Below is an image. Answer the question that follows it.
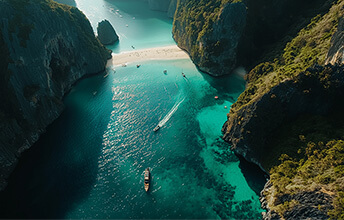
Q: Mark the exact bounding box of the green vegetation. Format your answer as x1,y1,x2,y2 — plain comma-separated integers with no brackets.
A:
224,0,344,218
173,0,237,67
231,0,344,114
270,136,344,219
5,0,109,59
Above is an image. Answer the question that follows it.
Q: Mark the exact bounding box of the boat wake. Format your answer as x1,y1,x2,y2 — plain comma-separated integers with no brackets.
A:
156,97,185,129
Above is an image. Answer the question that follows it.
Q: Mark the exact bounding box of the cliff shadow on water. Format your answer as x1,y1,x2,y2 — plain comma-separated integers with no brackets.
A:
0,74,112,219
198,67,247,103
237,0,335,68
237,154,267,195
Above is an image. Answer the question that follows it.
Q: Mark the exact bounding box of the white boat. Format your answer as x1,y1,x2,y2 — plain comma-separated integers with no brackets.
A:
153,125,160,132
144,168,150,192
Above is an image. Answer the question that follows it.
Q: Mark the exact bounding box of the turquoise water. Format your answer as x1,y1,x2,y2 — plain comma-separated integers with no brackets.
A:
75,0,175,52
0,0,266,219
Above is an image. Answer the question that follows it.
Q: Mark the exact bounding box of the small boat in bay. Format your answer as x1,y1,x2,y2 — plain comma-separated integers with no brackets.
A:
144,168,150,192
153,125,160,132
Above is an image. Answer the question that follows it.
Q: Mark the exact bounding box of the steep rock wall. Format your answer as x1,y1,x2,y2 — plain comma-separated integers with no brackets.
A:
173,0,334,76
221,0,344,218
222,65,344,171
326,18,344,65
173,0,247,76
0,0,110,191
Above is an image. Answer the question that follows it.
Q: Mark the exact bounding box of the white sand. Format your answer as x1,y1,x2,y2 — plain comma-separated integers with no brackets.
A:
108,45,190,66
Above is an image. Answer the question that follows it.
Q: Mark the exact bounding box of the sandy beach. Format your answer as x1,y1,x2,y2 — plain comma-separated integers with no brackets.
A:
108,45,190,66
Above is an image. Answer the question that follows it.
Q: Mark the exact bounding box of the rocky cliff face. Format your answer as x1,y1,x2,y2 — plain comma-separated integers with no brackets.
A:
222,65,344,220
326,18,344,65
173,0,247,76
173,0,334,76
97,19,119,45
0,0,110,191
222,65,344,171
221,0,344,218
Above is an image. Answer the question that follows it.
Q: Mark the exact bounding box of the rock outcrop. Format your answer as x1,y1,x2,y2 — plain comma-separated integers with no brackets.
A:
0,0,110,191
260,181,334,220
326,18,344,65
97,20,119,45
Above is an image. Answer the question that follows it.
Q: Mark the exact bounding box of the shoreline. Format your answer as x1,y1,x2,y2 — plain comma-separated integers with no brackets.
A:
108,45,190,66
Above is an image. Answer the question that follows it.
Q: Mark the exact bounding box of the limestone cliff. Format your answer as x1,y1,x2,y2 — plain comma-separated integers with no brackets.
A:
173,0,247,76
326,18,344,65
0,0,110,191
221,0,344,218
173,0,334,76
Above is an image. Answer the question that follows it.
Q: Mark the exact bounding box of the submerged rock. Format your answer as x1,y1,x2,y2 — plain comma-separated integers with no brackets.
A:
97,20,119,45
0,0,110,191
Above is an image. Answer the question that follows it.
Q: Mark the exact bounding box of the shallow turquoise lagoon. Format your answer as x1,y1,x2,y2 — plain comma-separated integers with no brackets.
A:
0,0,266,219
75,0,175,52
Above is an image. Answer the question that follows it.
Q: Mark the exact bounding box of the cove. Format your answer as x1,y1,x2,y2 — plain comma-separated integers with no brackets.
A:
0,0,266,219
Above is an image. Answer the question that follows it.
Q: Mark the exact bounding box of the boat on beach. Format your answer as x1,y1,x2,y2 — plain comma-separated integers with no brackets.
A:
144,168,150,192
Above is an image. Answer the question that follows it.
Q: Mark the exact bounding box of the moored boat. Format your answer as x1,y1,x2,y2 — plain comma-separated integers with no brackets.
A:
144,168,150,192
